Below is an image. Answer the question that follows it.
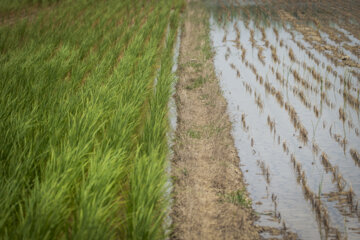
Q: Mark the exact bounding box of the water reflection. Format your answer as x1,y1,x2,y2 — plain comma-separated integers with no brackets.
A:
207,0,360,239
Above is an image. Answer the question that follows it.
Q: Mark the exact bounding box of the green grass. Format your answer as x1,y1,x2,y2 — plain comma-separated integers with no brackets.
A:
220,189,252,208
186,76,207,90
0,0,184,239
187,129,201,139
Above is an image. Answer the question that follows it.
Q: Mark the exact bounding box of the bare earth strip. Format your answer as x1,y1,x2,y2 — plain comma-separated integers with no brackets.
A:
170,1,260,239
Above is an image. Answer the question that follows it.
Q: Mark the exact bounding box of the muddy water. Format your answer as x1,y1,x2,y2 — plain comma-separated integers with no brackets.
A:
166,27,181,235
207,0,360,239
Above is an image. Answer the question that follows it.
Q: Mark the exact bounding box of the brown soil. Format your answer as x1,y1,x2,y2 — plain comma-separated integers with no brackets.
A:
0,4,52,26
170,1,260,239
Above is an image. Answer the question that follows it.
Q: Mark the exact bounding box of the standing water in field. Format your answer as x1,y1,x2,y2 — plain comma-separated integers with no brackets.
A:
207,0,360,239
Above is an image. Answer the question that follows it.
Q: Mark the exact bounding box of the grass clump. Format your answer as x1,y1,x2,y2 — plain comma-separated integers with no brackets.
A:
187,129,201,139
186,76,207,90
221,189,252,208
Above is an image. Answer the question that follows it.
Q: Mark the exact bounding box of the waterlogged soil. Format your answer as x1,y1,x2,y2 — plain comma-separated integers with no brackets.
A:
171,0,262,239
206,0,360,239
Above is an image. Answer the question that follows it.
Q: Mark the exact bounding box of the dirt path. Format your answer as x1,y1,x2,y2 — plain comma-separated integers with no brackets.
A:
170,1,260,239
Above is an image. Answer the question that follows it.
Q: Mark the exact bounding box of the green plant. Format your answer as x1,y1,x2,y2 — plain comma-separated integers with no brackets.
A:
186,76,207,90
318,173,324,197
182,168,189,176
223,189,252,208
187,129,201,139
0,0,184,238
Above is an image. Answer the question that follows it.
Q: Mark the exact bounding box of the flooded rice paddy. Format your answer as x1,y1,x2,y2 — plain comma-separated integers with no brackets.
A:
207,0,360,239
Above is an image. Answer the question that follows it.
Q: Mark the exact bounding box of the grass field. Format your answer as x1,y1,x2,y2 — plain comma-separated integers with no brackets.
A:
0,0,184,239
